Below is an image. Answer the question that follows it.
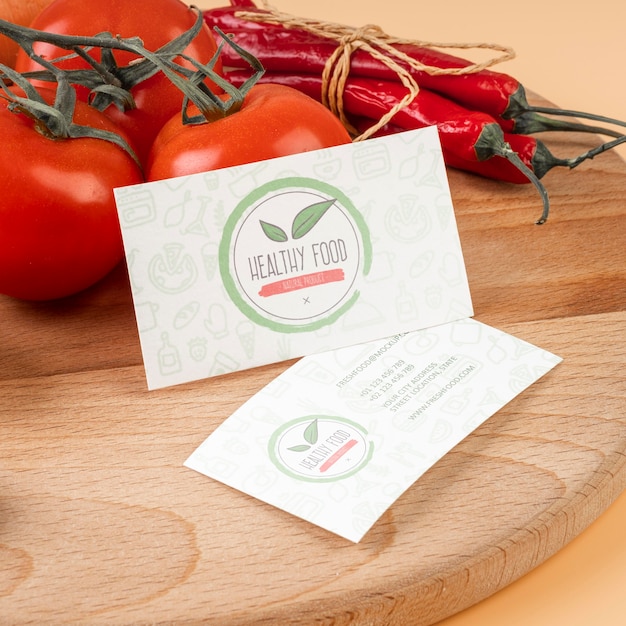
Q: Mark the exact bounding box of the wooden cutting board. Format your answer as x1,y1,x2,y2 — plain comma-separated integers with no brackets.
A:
1,102,625,624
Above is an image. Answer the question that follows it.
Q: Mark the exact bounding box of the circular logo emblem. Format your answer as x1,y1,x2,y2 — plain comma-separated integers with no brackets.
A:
220,178,371,332
268,415,373,482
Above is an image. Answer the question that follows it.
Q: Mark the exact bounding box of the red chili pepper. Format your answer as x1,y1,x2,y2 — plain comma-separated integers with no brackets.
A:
204,3,626,138
348,114,573,182
226,68,626,223
225,69,556,221
227,71,566,179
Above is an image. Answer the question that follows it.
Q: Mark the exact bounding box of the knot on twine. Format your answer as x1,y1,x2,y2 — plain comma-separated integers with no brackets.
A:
236,1,516,141
321,23,422,138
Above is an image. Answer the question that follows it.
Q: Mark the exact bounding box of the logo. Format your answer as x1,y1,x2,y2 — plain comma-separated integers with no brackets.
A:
268,415,373,482
220,178,371,332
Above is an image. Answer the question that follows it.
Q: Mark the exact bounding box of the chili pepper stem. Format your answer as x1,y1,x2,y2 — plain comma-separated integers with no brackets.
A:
505,149,550,225
474,122,550,224
514,111,624,139
525,104,626,131
496,136,626,224
499,84,626,133
497,151,551,224
565,135,626,169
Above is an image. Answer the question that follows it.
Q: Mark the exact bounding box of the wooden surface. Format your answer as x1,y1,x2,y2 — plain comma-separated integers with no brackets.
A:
2,113,626,624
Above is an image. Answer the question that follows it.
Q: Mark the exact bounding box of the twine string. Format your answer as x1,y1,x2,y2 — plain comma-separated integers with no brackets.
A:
236,1,516,140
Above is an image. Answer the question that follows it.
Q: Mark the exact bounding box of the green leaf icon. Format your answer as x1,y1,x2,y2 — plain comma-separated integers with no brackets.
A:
260,220,288,242
288,444,311,452
291,199,336,239
303,419,319,445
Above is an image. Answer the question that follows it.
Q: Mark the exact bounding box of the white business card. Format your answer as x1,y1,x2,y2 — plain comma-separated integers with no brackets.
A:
114,126,473,389
185,319,561,542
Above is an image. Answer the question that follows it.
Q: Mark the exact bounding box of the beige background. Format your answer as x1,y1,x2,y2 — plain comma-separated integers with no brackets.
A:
197,1,626,624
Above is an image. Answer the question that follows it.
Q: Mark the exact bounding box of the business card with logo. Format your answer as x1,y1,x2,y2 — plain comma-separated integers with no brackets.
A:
185,319,562,542
114,126,473,389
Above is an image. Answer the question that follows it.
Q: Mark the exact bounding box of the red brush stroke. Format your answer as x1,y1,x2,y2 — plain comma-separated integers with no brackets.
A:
258,269,345,297
319,439,358,473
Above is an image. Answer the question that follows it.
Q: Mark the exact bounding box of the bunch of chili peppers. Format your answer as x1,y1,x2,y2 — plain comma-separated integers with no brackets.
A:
204,0,626,224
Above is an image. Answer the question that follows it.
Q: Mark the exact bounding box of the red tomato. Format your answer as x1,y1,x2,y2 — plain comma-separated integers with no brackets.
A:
0,0,53,67
0,89,144,301
15,0,221,165
147,84,352,180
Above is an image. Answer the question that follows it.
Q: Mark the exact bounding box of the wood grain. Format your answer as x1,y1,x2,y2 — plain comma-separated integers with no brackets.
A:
1,111,625,624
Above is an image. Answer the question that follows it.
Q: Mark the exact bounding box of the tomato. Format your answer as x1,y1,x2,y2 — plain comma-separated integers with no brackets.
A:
0,88,143,301
14,0,221,165
147,83,353,180
0,0,53,67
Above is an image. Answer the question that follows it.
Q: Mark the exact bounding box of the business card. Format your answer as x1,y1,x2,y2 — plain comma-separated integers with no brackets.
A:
114,126,473,389
185,319,561,542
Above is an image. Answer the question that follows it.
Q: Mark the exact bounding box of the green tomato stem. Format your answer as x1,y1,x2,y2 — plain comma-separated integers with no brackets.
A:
0,63,141,167
0,9,251,159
